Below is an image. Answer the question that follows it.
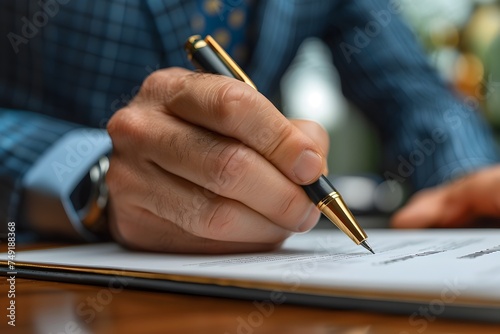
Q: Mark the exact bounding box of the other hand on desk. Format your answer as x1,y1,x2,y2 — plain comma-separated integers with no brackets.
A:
105,68,329,253
391,166,500,228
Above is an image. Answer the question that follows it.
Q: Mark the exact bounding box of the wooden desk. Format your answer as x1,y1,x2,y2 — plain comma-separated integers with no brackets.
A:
1,244,499,334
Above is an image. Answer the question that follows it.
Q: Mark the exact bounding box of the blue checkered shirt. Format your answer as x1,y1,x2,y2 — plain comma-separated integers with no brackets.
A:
1,0,498,227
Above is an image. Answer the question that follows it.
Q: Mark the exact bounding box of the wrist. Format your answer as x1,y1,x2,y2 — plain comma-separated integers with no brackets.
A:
22,128,112,241
77,155,111,239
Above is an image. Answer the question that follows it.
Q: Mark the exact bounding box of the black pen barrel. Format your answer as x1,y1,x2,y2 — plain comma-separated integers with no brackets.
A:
190,45,237,79
302,175,337,204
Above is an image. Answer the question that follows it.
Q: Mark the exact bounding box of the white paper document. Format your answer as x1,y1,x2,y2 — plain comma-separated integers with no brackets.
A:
4,229,500,308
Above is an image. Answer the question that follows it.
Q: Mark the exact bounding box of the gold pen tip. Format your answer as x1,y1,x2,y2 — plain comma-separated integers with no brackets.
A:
360,241,375,254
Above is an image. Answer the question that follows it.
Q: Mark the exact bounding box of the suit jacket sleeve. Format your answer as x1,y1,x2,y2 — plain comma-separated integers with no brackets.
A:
0,109,79,230
326,0,498,190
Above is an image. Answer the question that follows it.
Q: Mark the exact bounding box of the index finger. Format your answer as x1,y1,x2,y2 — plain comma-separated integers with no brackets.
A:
144,68,325,185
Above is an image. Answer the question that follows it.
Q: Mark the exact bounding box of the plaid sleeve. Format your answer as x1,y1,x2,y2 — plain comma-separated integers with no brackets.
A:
327,0,499,190
0,109,79,229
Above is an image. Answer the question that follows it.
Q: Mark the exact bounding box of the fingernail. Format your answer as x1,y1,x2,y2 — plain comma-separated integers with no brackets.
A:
293,149,323,183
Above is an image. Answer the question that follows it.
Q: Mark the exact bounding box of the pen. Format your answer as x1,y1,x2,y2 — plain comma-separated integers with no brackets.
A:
185,35,374,254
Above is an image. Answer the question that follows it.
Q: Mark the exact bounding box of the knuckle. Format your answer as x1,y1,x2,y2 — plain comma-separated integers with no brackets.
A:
166,72,189,100
140,67,188,103
213,82,253,131
156,127,191,165
140,70,167,99
107,107,149,150
148,180,193,229
276,186,302,219
274,122,294,148
219,81,247,105
252,118,277,148
260,123,293,159
106,108,125,139
205,143,252,194
201,201,238,240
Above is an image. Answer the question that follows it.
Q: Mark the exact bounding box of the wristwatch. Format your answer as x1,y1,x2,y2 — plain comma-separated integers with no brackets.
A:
22,129,112,241
74,155,110,237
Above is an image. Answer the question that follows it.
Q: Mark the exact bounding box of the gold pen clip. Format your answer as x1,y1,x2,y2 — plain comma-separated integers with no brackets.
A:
185,35,257,90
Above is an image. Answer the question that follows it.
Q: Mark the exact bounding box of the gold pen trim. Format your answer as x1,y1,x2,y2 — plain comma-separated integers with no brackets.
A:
317,192,367,245
185,35,205,61
185,35,256,90
204,35,257,90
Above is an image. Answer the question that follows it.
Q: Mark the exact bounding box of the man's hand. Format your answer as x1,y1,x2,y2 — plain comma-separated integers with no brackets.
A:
391,166,500,228
106,68,329,253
